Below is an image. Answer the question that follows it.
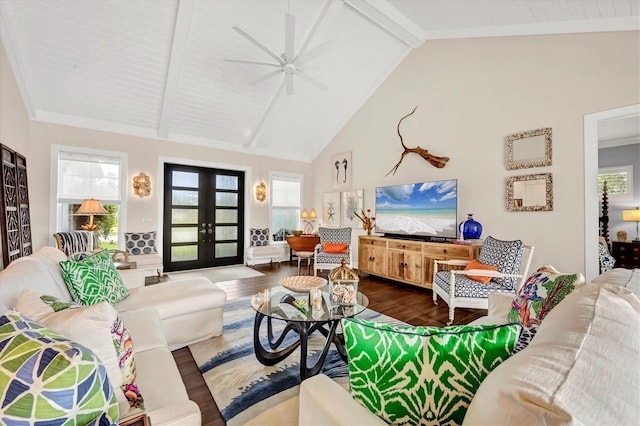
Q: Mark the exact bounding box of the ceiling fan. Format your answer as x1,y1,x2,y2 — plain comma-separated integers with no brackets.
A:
225,1,332,96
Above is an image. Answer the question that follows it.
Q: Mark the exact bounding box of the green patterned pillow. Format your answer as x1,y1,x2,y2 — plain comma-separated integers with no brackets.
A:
60,249,128,306
508,265,585,327
342,318,521,425
0,309,119,425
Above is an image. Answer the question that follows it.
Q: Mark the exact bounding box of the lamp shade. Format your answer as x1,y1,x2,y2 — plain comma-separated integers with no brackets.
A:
301,208,308,219
622,207,640,222
310,208,317,220
75,198,107,215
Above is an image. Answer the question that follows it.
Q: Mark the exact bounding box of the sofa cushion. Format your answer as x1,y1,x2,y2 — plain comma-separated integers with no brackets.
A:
60,249,129,306
507,265,584,327
465,283,640,425
249,228,270,247
342,318,521,425
125,231,158,255
15,291,144,411
0,309,119,425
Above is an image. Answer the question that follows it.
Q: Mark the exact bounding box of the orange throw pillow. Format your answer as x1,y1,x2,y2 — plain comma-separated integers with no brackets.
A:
464,259,498,284
323,242,348,254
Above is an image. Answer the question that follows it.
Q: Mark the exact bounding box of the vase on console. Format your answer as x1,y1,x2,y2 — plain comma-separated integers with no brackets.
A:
459,214,482,240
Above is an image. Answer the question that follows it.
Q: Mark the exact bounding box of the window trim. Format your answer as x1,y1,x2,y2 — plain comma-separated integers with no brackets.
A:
50,145,128,247
598,165,633,201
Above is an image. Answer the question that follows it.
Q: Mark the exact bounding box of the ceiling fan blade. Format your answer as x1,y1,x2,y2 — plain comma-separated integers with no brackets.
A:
297,0,332,58
285,13,295,61
232,26,285,66
249,69,283,86
224,59,281,68
297,72,328,92
286,72,294,95
297,37,337,63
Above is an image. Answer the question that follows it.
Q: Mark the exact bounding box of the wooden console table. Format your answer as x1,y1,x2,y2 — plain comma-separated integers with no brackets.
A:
285,235,320,264
358,235,480,289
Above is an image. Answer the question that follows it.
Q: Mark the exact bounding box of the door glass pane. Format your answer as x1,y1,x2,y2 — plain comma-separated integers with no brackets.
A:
171,227,197,243
172,245,197,262
215,242,237,258
215,209,237,223
216,175,238,190
215,226,237,241
216,192,238,207
172,209,198,224
173,171,199,188
172,190,198,206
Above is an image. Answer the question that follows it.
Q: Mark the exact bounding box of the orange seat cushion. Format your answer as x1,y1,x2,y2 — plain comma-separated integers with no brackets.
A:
323,242,349,254
464,259,498,283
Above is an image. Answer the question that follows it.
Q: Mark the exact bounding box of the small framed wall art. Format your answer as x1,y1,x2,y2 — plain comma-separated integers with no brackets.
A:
322,192,341,227
341,189,364,228
331,151,352,189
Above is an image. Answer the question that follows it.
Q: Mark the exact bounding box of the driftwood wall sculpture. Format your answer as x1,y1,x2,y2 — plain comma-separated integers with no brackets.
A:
386,106,449,176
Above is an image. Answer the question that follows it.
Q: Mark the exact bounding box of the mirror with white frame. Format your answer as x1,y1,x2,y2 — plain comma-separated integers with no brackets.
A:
505,127,552,170
507,173,553,212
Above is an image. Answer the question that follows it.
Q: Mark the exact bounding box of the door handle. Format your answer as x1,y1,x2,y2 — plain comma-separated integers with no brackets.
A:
207,223,213,234
200,223,207,234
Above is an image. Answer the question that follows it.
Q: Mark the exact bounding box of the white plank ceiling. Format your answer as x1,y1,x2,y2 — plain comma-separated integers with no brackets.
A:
1,0,638,162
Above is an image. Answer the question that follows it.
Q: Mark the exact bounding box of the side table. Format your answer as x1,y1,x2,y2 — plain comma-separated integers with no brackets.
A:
611,241,640,268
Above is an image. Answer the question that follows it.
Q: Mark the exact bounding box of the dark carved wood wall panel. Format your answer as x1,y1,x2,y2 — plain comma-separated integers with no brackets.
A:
1,144,32,268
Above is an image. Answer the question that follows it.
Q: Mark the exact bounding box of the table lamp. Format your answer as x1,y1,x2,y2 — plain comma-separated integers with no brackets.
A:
622,207,640,242
75,198,108,250
301,208,317,235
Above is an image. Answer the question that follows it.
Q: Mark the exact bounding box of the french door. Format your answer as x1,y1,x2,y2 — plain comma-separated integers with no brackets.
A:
163,163,245,272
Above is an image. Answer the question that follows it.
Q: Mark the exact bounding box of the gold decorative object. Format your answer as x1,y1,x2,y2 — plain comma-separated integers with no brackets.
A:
386,106,449,176
133,172,151,197
616,230,628,242
255,181,266,202
328,259,359,305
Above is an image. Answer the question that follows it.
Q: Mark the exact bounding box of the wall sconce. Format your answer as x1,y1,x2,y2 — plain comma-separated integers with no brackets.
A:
301,208,317,234
133,172,151,197
255,181,267,202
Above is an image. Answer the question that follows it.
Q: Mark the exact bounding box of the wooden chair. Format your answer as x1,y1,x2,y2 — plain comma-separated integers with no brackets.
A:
432,236,534,325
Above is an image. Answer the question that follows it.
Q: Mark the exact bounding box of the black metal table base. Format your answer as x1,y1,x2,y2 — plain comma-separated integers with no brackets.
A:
253,312,347,380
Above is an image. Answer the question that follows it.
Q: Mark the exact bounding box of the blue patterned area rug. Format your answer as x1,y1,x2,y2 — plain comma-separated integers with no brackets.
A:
188,289,402,425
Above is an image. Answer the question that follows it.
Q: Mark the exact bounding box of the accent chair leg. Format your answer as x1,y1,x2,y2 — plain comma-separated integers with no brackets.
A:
447,305,455,326
433,290,438,305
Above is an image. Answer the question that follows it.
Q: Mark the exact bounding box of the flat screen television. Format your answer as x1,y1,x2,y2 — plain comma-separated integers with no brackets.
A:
375,179,458,240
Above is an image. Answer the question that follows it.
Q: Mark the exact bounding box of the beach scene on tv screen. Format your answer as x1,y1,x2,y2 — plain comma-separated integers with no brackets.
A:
375,179,457,238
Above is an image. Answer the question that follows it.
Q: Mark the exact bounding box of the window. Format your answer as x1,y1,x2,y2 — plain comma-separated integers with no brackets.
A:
270,173,302,235
51,146,127,249
599,165,633,201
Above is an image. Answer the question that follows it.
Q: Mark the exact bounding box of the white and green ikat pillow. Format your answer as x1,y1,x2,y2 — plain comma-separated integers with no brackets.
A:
60,249,128,306
0,309,119,425
342,318,522,425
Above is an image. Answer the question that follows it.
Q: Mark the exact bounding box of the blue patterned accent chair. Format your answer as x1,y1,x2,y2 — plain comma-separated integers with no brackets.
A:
314,227,352,276
53,231,93,257
432,236,534,325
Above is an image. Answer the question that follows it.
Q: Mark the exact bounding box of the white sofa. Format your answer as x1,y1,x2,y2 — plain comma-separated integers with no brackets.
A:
0,247,228,425
299,268,640,425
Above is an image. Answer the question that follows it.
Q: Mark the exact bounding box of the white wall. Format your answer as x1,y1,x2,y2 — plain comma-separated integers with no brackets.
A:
312,31,640,278
0,42,29,154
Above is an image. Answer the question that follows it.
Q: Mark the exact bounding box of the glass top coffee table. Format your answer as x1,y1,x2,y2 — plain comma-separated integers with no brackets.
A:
250,287,369,380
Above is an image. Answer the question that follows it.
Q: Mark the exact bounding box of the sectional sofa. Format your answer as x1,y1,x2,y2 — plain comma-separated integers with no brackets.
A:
299,268,640,425
0,247,227,425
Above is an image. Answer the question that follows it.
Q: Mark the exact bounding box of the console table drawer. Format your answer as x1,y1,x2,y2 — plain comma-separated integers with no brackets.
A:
359,237,387,248
423,245,472,258
388,241,422,252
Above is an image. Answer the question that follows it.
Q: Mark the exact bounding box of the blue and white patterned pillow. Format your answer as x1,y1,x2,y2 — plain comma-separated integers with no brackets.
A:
125,231,157,255
478,236,524,290
250,228,270,247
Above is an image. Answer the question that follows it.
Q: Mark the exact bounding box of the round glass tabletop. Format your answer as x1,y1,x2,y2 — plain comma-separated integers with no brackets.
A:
250,288,369,323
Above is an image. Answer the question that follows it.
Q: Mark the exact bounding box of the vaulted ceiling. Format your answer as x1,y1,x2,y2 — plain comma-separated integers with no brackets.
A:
1,0,637,162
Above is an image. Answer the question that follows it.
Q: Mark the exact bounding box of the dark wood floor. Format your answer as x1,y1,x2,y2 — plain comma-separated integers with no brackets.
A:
171,263,485,426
